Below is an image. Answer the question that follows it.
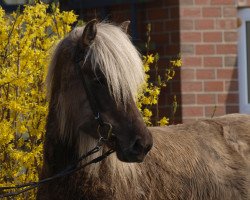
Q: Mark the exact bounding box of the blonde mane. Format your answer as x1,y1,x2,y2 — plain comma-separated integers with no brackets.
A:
46,22,145,104
84,22,145,103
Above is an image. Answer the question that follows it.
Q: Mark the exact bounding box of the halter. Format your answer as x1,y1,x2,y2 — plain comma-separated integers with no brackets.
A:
75,48,115,142
0,47,115,198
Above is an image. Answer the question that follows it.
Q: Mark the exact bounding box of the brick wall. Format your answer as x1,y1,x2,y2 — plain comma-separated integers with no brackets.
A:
63,0,244,123
179,0,239,123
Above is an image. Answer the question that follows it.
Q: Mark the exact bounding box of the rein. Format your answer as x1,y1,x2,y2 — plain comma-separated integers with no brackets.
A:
0,146,114,198
0,54,115,198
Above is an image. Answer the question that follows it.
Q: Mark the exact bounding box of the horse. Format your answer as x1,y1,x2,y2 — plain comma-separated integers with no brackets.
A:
37,19,250,200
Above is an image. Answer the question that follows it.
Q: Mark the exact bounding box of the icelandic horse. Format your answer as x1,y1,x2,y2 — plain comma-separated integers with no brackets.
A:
37,20,250,200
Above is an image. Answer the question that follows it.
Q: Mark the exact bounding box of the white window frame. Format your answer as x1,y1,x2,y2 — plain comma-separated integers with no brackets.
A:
238,8,250,113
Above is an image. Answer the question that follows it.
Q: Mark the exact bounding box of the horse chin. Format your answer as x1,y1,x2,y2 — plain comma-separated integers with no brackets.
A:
116,151,145,163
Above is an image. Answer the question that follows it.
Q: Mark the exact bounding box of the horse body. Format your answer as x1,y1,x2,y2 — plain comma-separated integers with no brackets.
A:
38,113,250,200
37,20,250,199
146,114,250,200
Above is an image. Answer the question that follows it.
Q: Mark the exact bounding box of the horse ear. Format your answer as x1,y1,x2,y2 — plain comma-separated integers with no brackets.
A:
82,19,97,46
120,21,130,33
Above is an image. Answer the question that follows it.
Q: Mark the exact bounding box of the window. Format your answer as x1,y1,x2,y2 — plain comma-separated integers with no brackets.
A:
238,8,250,113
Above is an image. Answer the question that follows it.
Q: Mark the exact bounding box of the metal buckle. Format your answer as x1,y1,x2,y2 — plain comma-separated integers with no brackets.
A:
94,112,100,120
97,122,113,141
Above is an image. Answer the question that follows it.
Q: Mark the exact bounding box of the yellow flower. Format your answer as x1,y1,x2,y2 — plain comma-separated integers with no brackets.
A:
170,59,182,67
158,117,169,126
0,3,77,199
142,97,151,105
143,108,152,117
147,54,155,64
144,63,150,72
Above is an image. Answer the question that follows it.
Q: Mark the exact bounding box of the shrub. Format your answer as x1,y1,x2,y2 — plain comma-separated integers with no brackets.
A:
137,24,181,126
0,3,77,199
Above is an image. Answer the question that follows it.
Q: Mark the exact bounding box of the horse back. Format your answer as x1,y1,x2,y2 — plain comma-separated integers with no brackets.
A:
146,114,250,200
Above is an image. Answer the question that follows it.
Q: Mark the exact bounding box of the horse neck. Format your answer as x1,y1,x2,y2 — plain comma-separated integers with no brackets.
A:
43,106,142,200
44,103,79,174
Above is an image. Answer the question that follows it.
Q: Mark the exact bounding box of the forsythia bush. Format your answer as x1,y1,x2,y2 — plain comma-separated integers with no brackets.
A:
137,54,181,126
0,2,180,199
137,24,181,126
0,3,77,199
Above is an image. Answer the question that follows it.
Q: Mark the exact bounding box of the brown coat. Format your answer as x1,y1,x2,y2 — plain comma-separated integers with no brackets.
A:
37,114,250,200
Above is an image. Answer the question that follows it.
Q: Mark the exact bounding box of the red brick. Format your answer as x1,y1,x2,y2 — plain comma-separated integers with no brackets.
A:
181,44,195,55
180,19,194,30
182,57,202,67
196,45,215,55
205,106,226,117
155,46,165,57
217,69,237,79
197,94,216,104
226,105,239,113
218,93,239,104
204,57,222,67
147,8,169,20
195,19,215,30
204,81,224,92
151,21,164,33
182,106,204,117
165,0,179,6
203,32,222,42
223,7,237,17
202,7,221,17
216,19,237,29
216,44,237,54
225,80,238,91
181,81,203,92
151,33,170,43
195,0,210,4
182,94,196,105
181,69,196,80
224,32,237,42
170,32,180,43
181,0,194,5
224,56,237,67
196,69,216,79
181,32,202,42
165,44,180,55
145,0,165,8
182,118,198,124
170,6,180,18
165,20,180,31
211,0,235,5
170,80,182,94
180,8,201,18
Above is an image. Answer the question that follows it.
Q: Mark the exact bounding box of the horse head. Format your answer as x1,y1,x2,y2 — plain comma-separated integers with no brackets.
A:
47,19,153,163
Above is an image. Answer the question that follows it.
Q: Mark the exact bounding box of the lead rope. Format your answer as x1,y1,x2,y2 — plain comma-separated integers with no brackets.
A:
0,141,115,198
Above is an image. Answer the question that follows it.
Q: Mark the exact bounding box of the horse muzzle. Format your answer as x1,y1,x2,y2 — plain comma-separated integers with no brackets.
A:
115,134,153,163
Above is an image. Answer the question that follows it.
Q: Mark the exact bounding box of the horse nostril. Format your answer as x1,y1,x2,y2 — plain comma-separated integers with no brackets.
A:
131,138,144,155
131,138,152,155
145,143,152,153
